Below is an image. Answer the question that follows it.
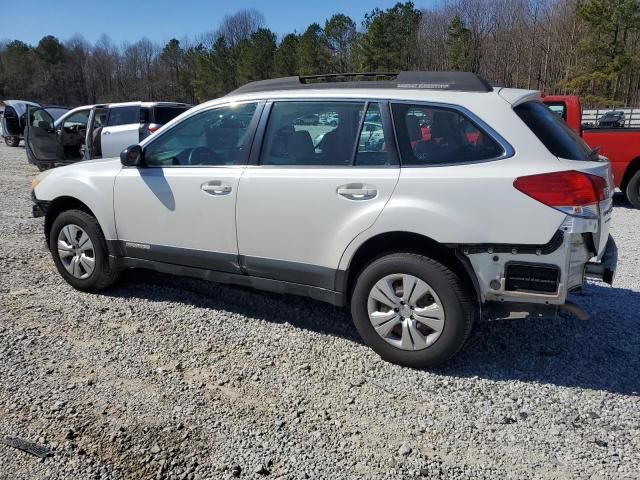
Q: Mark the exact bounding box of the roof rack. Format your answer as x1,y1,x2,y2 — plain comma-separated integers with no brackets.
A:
229,71,493,95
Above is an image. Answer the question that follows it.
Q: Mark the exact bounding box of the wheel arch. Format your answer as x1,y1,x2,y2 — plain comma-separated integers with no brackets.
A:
620,156,640,192
44,196,98,247
340,231,481,304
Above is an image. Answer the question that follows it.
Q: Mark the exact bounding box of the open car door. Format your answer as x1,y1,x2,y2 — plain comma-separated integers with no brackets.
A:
2,105,21,145
25,106,59,170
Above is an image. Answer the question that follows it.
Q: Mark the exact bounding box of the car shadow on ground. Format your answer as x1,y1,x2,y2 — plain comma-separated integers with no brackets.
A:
105,271,639,397
613,191,634,209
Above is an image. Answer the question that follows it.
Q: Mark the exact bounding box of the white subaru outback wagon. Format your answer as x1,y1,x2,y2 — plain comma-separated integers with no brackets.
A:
31,72,617,367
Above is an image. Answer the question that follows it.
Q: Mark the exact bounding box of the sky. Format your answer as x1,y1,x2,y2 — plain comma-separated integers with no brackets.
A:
2,0,436,46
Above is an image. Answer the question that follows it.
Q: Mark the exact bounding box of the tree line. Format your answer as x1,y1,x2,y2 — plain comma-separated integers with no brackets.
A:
1,0,640,108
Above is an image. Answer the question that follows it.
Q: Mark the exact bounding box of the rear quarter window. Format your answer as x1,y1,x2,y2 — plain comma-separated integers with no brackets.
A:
391,103,504,166
514,101,593,161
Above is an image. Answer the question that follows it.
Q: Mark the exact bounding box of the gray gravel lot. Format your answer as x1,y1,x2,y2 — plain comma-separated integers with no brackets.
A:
0,141,639,479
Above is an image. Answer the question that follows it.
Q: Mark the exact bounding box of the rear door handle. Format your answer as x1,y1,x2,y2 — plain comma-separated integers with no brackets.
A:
337,183,377,200
201,181,232,195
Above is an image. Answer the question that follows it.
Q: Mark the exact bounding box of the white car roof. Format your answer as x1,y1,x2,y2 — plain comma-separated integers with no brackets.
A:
188,86,540,117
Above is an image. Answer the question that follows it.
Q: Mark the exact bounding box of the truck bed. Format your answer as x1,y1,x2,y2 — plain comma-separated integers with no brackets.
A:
582,128,640,188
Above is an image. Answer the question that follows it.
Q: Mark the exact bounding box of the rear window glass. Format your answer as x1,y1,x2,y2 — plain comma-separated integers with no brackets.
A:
391,103,504,165
107,106,139,126
514,101,594,161
153,106,189,124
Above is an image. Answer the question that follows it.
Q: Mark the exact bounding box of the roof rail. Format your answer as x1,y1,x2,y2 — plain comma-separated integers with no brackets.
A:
229,71,493,95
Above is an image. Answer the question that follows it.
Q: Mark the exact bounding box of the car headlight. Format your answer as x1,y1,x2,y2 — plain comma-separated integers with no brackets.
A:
31,169,53,193
31,176,41,192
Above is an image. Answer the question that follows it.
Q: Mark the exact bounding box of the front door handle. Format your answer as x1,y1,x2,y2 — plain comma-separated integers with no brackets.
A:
337,183,377,200
103,130,111,135
201,181,232,195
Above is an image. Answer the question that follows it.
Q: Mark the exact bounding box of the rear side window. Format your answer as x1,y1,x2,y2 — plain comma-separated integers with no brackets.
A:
355,103,394,166
107,106,139,126
391,103,504,166
260,101,364,166
514,101,593,161
152,106,189,124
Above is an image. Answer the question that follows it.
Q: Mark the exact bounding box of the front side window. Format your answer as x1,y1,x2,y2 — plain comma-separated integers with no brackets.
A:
107,106,139,126
260,101,364,166
392,103,504,166
144,102,257,166
29,109,54,129
63,110,90,131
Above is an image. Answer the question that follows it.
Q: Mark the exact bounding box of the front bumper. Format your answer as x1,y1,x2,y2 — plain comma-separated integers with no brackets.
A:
584,236,617,285
31,191,49,218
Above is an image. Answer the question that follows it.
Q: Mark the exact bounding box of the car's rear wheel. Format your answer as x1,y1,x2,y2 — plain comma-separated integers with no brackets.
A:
350,253,474,368
625,170,640,209
4,136,19,147
49,209,120,291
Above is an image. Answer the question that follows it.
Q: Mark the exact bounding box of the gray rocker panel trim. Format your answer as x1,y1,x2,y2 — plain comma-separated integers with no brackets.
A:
111,256,346,307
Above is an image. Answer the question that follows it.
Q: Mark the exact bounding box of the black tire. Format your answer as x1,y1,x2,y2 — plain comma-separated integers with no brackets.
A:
36,163,53,172
4,136,20,147
625,169,640,209
49,209,120,291
350,253,475,368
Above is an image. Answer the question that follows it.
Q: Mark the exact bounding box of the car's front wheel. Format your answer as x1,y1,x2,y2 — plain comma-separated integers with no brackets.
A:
49,209,120,291
625,169,640,209
350,253,475,368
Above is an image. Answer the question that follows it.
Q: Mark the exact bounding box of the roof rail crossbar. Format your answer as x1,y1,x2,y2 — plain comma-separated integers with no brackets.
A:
229,71,493,95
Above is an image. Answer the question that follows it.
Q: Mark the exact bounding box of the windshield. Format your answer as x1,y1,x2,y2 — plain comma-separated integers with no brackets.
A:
45,107,69,121
514,101,595,161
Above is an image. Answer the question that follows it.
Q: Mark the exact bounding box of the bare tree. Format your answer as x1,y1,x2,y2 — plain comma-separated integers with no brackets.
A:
216,9,265,48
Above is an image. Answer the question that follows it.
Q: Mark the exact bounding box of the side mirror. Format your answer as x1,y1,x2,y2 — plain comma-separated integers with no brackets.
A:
120,144,144,167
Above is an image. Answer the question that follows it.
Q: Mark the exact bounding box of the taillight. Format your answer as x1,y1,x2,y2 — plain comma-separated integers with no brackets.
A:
148,123,161,133
513,170,606,219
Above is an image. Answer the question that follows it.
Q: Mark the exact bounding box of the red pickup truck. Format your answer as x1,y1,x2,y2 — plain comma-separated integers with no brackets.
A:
542,95,640,208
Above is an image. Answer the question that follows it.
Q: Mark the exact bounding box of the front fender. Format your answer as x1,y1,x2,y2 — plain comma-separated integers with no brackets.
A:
33,160,121,239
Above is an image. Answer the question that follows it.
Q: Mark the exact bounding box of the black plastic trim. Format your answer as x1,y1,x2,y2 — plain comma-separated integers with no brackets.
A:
240,255,338,291
31,192,49,218
111,240,241,274
584,235,617,285
453,230,564,255
504,261,560,294
113,256,346,306
108,240,346,294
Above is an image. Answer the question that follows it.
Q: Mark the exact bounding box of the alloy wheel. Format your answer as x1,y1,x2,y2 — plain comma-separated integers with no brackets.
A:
57,224,95,279
367,273,445,351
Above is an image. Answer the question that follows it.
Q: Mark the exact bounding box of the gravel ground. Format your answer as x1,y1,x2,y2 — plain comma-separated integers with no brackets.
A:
0,141,638,479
